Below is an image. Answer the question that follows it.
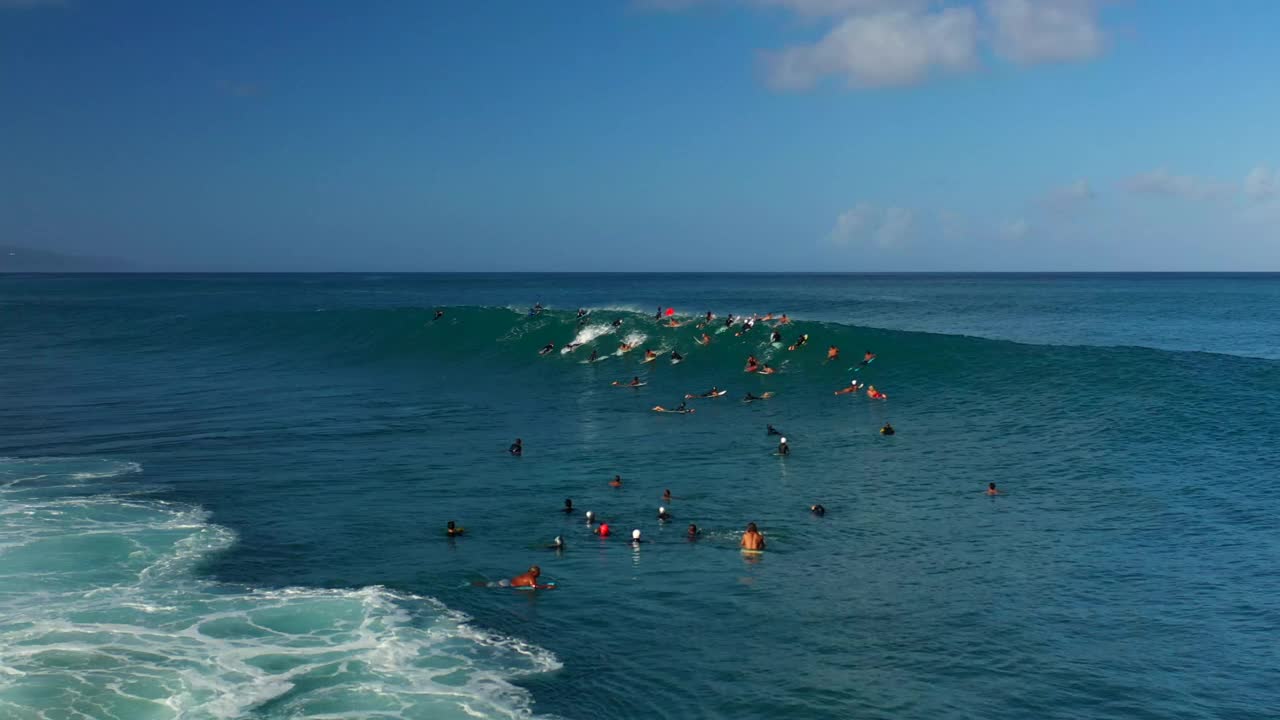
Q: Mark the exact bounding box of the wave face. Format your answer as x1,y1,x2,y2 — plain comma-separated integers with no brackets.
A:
0,458,560,720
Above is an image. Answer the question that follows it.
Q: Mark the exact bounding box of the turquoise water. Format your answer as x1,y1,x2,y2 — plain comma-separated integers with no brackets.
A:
2,273,1278,719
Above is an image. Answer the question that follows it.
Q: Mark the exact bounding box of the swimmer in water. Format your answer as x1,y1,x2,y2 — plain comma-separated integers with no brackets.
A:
705,311,714,323
585,510,596,525
447,520,464,537
509,438,522,456
609,474,623,488
662,488,672,502
810,504,826,517
867,385,887,400
562,498,573,514
687,523,701,539
630,529,644,545
835,379,863,395
740,522,765,551
627,376,642,387
767,424,782,436
538,343,555,356
880,422,895,435
987,482,1000,496
548,535,565,550
826,345,840,362
778,314,791,325
778,437,790,456
433,310,444,321
594,522,611,537
657,506,672,521
510,565,541,588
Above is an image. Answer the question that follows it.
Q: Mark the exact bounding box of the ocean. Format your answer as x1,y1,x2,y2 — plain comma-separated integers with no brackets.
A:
1,273,1277,719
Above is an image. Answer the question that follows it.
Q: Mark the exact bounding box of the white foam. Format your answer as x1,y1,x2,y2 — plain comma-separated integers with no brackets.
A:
0,458,562,720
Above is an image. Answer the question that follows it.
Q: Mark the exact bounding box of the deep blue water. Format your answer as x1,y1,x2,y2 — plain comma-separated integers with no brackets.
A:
1,273,1278,719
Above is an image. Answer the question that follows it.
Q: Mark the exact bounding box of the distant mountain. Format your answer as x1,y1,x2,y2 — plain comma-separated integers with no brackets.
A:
0,246,131,272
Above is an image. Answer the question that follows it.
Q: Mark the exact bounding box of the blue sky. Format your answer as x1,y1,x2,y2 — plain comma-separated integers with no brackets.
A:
3,0,1279,271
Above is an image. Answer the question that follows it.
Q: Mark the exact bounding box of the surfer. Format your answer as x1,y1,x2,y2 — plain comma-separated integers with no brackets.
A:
615,376,640,387
433,310,444,321
826,345,840,362
446,520,464,537
618,342,634,353
564,342,583,352
987,482,1000,496
810,504,826,517
767,424,782,436
835,379,863,395
759,364,777,375
778,437,790,456
562,498,574,514
724,314,735,328
743,392,766,402
687,523,701,539
859,350,876,367
655,307,663,320
538,343,555,356
588,349,599,363
705,311,714,323
657,506,672,521
740,523,766,551
880,422,895,436
510,565,541,588
867,385,888,400
578,308,588,320
698,333,711,345
778,314,791,325
609,474,623,488
697,386,721,398
789,334,810,350
509,438,522,456
770,329,782,343
670,350,684,362
644,349,657,362
612,318,623,328
745,355,759,372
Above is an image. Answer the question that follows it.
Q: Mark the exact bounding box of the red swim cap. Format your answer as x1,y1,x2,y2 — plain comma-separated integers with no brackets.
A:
598,523,610,536
665,308,675,316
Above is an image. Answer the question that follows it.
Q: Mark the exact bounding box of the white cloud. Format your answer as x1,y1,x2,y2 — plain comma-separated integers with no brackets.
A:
829,203,914,247
998,218,1031,240
1244,166,1277,201
986,0,1104,63
1044,179,1094,210
1124,169,1231,201
764,7,978,90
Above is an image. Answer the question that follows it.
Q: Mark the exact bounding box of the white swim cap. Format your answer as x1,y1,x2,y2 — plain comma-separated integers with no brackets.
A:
585,510,594,519
659,506,666,514
632,529,641,540
780,437,787,443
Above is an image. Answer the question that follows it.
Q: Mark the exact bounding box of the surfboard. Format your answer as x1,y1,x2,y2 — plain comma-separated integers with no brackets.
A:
652,407,695,414
742,392,774,403
612,381,647,388
684,390,726,399
670,358,683,365
642,356,657,363
741,549,764,555
514,583,557,591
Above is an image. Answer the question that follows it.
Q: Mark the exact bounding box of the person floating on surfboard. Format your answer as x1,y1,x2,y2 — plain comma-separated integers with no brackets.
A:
770,329,782,343
618,342,634,354
867,385,888,400
835,379,864,395
670,350,684,363
788,334,810,351
826,345,840,362
743,392,773,402
859,350,876,368
697,333,711,346
880,422,895,436
643,349,658,362
740,523,766,551
446,520,465,537
588,349,599,363
611,318,623,328
767,424,782,436
687,387,722,399
433,310,444,321
759,364,777,375
510,565,543,588
538,343,555,356
744,355,759,373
